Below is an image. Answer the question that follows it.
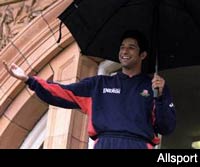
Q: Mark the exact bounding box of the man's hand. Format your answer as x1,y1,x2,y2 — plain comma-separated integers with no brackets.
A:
3,61,29,82
152,73,165,97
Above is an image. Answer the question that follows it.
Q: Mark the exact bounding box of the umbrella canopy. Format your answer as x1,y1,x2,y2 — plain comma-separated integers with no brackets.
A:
58,0,200,73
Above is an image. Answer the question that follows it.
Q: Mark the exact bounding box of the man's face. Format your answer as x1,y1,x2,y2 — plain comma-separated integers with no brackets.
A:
119,38,144,69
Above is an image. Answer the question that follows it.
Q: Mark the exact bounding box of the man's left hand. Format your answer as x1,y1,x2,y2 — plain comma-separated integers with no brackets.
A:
152,73,165,97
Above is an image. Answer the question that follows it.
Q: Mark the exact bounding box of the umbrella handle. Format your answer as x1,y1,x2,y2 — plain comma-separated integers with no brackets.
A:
153,88,158,98
153,67,158,98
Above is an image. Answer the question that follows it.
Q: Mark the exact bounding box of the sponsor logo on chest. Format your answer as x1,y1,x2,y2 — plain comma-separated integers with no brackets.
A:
103,88,121,94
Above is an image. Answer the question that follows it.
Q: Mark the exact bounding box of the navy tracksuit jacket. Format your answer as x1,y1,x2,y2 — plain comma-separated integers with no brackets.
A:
25,72,176,149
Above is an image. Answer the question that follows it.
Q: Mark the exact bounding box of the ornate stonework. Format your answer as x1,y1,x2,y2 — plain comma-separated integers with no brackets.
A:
0,0,56,51
0,0,95,149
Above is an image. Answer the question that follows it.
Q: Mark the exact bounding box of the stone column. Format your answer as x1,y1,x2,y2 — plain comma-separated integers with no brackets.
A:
43,42,98,149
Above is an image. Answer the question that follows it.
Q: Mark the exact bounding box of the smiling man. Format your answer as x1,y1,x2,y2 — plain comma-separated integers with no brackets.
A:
3,30,176,149
119,30,147,77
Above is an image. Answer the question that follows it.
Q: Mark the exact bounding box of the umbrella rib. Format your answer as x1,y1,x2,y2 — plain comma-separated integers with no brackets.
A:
85,1,130,52
85,0,155,55
163,1,200,34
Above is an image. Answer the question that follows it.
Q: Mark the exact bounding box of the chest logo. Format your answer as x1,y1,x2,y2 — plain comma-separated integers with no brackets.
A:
103,88,121,94
140,89,150,97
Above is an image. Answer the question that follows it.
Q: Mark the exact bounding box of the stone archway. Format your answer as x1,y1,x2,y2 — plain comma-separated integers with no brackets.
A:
0,0,99,149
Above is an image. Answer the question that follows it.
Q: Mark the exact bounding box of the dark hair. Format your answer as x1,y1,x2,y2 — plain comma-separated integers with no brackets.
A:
120,30,149,53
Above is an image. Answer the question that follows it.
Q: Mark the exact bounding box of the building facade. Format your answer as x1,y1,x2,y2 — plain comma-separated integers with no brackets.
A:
0,0,113,149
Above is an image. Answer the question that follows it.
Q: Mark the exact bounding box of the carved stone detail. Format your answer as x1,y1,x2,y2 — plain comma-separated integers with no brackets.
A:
0,0,57,51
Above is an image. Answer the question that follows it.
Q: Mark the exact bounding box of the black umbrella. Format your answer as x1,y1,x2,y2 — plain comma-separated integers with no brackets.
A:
57,0,200,73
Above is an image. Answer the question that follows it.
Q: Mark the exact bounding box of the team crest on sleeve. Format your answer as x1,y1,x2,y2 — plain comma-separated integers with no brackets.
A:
169,103,174,107
140,89,150,97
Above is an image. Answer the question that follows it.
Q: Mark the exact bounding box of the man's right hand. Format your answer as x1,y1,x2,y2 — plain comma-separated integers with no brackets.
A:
3,61,29,82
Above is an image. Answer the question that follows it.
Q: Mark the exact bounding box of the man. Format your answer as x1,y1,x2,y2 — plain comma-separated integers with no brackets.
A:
3,30,176,149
